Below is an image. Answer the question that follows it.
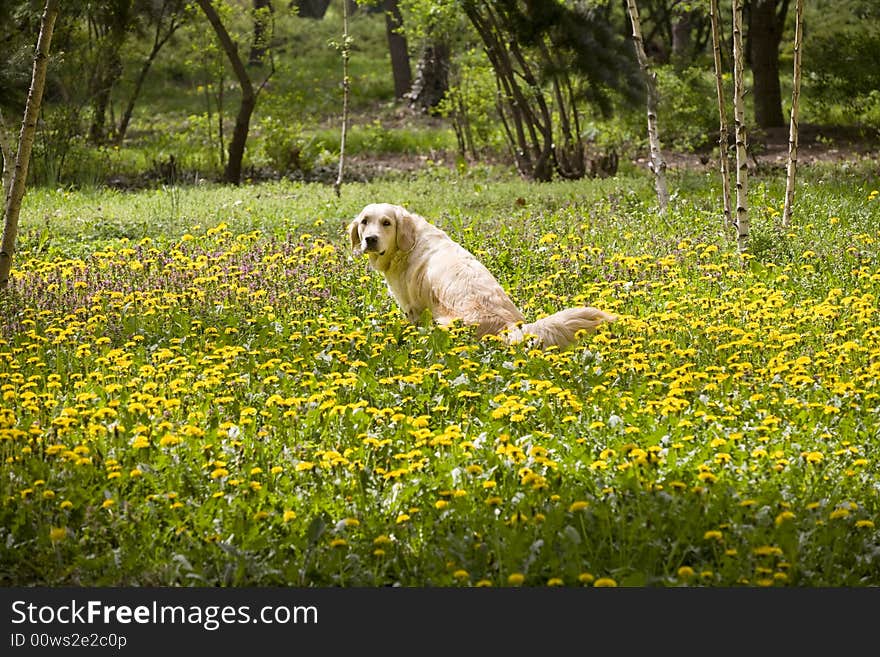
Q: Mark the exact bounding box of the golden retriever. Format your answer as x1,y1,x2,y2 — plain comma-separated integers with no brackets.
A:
347,203,616,349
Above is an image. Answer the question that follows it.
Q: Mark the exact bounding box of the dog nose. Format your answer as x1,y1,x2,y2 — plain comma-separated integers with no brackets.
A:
365,235,378,247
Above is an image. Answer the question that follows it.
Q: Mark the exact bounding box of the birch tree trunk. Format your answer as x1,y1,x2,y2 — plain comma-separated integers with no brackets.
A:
626,0,669,215
782,0,804,228
334,0,351,198
0,0,59,290
732,0,749,252
710,0,733,231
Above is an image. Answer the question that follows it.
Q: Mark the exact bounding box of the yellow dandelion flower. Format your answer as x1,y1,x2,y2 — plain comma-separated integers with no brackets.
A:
373,535,392,546
282,510,297,523
677,566,695,579
703,530,723,541
568,500,589,512
101,499,115,509
593,578,617,587
775,511,796,526
452,569,469,580
578,572,595,584
507,573,525,586
329,538,347,548
547,577,564,586
753,545,783,557
476,579,493,587
829,508,850,520
855,520,875,529
49,527,67,542
395,513,410,524
435,500,449,510
295,461,315,471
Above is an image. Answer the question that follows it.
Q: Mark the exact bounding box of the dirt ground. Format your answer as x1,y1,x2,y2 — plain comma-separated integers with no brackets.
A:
341,122,879,183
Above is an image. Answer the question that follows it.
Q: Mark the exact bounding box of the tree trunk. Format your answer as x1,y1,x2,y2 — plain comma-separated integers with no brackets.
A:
732,0,749,252
0,0,59,289
710,0,733,231
626,0,669,214
383,0,411,99
293,0,330,19
781,0,803,228
670,9,694,69
749,0,786,129
196,0,256,185
334,0,351,198
249,0,273,66
407,42,449,114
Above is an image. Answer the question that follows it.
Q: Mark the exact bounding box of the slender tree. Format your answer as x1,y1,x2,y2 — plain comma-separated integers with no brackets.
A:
0,0,59,289
781,0,804,228
116,0,186,146
710,0,732,230
334,0,351,198
195,0,257,184
732,0,749,252
626,0,669,214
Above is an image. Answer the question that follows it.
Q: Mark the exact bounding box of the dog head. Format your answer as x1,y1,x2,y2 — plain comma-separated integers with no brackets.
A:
348,203,417,258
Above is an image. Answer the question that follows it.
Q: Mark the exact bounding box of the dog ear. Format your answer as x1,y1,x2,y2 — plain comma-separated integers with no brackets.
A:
395,207,417,252
346,218,361,253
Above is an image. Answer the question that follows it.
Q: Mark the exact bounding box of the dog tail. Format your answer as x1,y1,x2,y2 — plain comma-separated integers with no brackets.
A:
505,307,616,348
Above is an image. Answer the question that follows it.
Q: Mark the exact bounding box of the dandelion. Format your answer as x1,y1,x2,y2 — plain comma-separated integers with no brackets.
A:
101,499,115,510
578,572,595,584
677,566,695,579
593,578,617,587
568,501,589,513
282,510,297,523
507,573,525,586
49,527,67,542
703,530,723,541
547,577,564,586
452,569,469,581
775,511,796,526
329,538,347,548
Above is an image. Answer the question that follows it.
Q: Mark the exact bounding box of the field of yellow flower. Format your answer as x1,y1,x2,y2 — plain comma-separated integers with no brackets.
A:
2,166,879,586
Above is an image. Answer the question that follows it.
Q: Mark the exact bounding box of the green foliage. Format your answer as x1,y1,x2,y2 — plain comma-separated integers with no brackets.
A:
654,65,724,151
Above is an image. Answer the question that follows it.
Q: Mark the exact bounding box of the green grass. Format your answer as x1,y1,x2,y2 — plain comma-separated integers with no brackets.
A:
2,163,879,586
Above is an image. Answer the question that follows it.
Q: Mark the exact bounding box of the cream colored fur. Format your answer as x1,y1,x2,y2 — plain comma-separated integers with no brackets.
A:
347,203,616,349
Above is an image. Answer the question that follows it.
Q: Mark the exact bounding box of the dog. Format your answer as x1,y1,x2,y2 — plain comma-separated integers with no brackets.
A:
347,203,616,349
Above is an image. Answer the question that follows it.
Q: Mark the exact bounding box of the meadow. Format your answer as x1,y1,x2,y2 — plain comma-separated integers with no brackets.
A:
1,160,879,586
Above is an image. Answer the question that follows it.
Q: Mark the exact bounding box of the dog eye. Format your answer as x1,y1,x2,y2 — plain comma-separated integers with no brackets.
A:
382,220,391,227
360,218,367,225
